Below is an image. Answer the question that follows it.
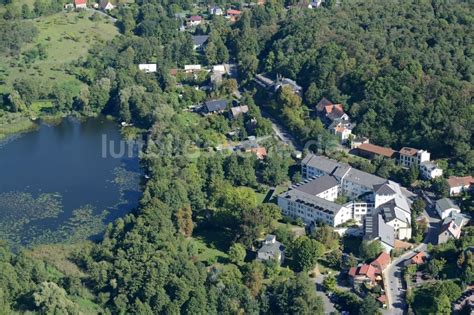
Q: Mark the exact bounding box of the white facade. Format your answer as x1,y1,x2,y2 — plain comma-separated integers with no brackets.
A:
420,162,443,180
399,148,430,167
278,196,352,227
385,218,411,240
315,185,339,202
138,64,157,73
184,65,202,72
436,199,461,219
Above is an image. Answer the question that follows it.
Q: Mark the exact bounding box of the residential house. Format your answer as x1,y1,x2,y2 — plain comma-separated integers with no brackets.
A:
435,198,461,219
74,0,87,9
248,146,267,160
348,252,390,286
308,0,323,8
398,147,430,168
203,99,228,114
447,176,473,196
315,97,334,113
257,235,285,264
410,251,427,265
274,77,303,97
350,136,370,149
209,5,223,15
188,15,203,26
257,0,265,5
352,143,397,160
329,120,353,144
138,64,157,73
230,105,249,118
254,73,275,90
438,212,470,244
184,64,202,73
99,0,114,10
420,161,443,180
226,9,242,22
323,104,349,122
192,35,209,51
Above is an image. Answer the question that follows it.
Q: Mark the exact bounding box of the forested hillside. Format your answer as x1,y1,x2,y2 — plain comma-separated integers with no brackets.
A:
258,0,472,170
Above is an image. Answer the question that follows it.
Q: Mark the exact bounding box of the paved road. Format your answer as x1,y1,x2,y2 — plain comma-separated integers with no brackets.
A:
260,109,302,150
384,198,440,314
312,275,337,314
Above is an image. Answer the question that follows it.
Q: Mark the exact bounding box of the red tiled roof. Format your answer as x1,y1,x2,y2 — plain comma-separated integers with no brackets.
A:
357,143,397,158
227,9,242,15
447,176,473,188
399,147,419,156
348,267,357,277
249,147,267,160
371,252,391,272
189,15,202,21
377,295,387,303
75,0,87,4
411,252,426,265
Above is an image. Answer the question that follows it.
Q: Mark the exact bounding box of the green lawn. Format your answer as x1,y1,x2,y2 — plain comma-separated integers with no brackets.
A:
192,226,233,265
0,10,118,94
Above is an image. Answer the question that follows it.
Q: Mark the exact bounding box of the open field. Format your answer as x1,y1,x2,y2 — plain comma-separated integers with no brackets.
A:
0,10,118,94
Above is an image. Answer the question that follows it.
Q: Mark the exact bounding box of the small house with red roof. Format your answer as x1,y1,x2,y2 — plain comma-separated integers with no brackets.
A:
410,251,427,265
348,252,391,287
447,176,473,196
188,15,203,26
74,0,87,9
226,9,242,22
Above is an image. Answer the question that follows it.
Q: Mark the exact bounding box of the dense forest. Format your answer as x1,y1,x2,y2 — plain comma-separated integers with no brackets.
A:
256,0,473,173
0,0,472,314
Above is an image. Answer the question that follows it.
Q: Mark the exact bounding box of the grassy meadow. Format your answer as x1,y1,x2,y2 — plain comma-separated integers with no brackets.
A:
0,10,118,94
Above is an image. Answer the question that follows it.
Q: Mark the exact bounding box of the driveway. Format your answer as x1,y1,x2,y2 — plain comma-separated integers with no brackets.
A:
312,274,337,314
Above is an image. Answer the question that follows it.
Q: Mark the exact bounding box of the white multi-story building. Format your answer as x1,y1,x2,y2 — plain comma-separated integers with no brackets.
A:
281,154,414,247
420,161,443,180
399,147,430,167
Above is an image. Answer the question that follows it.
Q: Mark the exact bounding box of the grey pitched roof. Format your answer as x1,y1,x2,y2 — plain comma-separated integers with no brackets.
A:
436,198,460,212
204,99,227,112
373,183,396,195
192,35,209,46
365,213,394,247
302,154,386,187
316,97,333,111
302,154,344,175
378,199,410,223
293,175,339,196
258,241,284,257
280,188,346,216
345,168,386,188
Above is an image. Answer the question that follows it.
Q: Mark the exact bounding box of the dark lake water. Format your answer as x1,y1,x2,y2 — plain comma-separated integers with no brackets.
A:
0,116,142,248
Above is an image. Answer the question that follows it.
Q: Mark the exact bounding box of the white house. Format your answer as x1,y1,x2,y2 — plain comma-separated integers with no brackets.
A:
188,15,203,26
74,0,87,9
329,120,353,144
420,161,443,180
257,235,285,264
184,65,202,73
138,64,157,73
209,5,223,15
447,176,473,196
99,0,115,10
435,198,461,220
308,0,323,8
398,147,430,167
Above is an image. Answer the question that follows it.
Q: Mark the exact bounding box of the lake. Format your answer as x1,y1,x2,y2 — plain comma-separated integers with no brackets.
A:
0,116,142,249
